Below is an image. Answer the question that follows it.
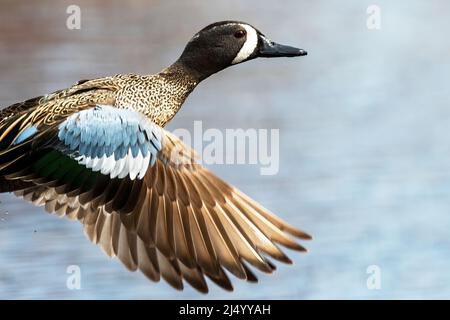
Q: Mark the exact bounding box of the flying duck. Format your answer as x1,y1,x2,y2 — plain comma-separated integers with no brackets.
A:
0,21,310,293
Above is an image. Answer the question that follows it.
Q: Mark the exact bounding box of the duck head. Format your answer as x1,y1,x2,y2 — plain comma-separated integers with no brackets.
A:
176,21,307,81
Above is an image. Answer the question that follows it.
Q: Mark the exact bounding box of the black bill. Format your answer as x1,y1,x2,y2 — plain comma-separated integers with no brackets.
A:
258,36,307,58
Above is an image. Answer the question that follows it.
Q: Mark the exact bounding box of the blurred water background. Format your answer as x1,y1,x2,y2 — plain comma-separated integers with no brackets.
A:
1,0,450,299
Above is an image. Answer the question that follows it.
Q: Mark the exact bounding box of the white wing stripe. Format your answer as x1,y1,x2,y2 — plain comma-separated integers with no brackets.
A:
75,147,151,181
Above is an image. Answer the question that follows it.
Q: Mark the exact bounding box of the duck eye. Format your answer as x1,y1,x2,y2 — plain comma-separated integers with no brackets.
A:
234,30,246,38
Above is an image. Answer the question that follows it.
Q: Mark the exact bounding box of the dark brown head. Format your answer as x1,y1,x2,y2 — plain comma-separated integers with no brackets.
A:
176,21,307,81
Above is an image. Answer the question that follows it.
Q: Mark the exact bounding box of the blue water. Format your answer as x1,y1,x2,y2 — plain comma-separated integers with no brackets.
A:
1,0,450,299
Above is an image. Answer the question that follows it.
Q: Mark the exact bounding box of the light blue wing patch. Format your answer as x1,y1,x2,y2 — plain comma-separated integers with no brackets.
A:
13,125,38,145
57,105,163,180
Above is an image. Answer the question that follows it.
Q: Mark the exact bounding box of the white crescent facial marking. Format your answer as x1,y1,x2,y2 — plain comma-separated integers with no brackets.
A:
232,24,258,65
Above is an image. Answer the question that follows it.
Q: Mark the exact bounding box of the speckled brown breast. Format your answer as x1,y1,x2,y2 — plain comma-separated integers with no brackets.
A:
0,65,199,135
113,69,198,127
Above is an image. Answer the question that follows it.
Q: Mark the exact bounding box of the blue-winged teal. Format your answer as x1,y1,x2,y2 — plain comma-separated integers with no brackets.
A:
0,21,310,293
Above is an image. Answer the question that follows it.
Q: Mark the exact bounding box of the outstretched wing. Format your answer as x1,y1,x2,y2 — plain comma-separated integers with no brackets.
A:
1,105,311,293
0,76,118,153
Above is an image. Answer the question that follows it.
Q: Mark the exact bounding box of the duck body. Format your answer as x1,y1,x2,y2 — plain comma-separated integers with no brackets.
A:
1,66,197,130
0,21,310,293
